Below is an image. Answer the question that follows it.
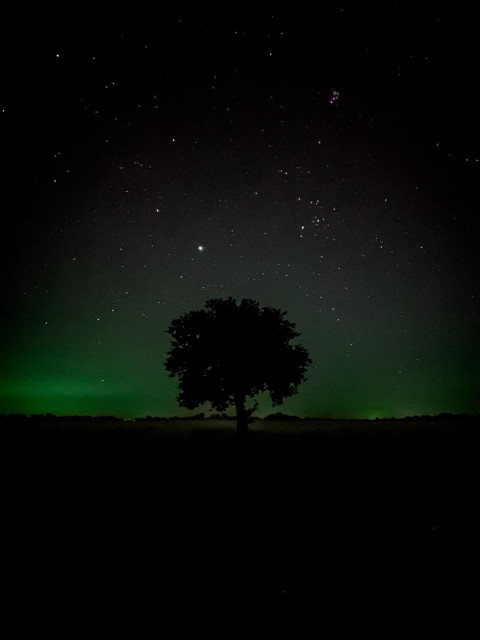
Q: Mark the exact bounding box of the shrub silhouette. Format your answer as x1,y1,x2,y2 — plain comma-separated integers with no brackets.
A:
165,297,311,437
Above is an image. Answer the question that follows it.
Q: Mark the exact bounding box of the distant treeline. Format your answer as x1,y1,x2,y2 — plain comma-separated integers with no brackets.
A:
1,411,478,422
1,413,124,422
372,413,479,422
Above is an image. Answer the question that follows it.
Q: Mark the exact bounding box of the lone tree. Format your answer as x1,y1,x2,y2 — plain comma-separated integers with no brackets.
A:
165,297,311,437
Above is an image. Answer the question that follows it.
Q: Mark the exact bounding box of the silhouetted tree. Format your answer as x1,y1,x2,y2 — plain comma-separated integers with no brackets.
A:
165,298,312,437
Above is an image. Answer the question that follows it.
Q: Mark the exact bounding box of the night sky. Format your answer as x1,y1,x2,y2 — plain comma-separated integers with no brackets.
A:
2,3,479,419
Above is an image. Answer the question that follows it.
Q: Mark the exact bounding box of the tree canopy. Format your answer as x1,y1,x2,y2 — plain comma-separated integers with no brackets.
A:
165,298,311,435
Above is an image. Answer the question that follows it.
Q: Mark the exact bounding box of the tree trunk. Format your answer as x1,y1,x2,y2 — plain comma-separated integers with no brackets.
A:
234,395,249,440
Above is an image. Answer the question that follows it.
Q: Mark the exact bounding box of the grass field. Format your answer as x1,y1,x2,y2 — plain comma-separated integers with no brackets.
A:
2,416,479,630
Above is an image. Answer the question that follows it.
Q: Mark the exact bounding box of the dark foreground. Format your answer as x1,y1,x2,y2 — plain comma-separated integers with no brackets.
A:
2,417,479,631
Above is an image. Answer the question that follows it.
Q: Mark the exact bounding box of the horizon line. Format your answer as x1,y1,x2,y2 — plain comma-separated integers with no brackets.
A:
2,411,478,422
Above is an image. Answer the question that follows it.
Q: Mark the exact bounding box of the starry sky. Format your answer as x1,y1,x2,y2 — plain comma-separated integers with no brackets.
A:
2,3,479,419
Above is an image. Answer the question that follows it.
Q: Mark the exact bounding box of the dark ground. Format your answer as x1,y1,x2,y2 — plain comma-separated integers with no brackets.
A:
2,417,479,631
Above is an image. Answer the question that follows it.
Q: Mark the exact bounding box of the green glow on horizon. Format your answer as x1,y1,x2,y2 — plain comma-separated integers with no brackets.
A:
1,364,477,419
1,301,478,420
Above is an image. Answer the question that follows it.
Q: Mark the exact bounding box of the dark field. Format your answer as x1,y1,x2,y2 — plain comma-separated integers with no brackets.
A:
2,417,479,630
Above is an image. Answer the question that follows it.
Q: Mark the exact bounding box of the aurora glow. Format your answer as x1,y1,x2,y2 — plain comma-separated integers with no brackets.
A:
1,5,479,419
